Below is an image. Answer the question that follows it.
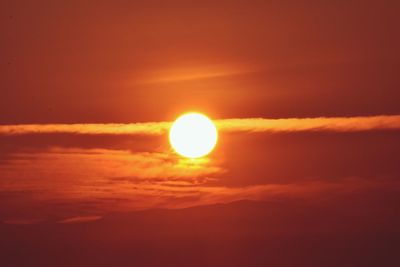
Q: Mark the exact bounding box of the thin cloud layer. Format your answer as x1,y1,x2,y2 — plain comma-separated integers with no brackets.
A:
0,115,400,136
0,122,171,136
217,115,400,133
133,64,254,84
1,146,399,223
57,216,102,224
0,147,223,221
0,148,223,186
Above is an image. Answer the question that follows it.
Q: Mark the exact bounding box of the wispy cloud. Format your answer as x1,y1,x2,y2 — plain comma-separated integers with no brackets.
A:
1,146,399,222
216,115,400,133
57,215,102,224
0,147,223,220
0,122,171,136
0,148,223,187
131,64,254,84
0,115,399,136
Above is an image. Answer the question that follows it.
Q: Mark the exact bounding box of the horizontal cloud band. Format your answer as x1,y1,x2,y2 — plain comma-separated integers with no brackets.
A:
0,122,172,136
0,115,400,136
217,115,400,133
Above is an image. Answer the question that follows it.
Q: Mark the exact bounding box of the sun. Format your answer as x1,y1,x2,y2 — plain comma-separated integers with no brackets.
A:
169,112,218,158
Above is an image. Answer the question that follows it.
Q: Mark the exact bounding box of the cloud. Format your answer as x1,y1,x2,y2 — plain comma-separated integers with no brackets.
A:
1,146,399,220
0,148,223,186
0,147,223,220
130,64,254,84
216,115,400,133
57,215,102,224
0,115,399,136
0,122,171,136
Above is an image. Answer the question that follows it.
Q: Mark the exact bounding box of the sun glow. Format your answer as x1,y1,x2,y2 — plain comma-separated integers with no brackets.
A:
169,113,218,158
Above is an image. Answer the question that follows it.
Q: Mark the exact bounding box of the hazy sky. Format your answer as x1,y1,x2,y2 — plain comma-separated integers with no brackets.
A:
1,0,400,218
1,1,400,266
1,0,399,124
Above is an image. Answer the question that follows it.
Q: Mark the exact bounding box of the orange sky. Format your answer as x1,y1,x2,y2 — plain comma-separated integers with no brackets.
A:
1,1,400,266
1,0,399,219
1,0,400,218
1,1,400,123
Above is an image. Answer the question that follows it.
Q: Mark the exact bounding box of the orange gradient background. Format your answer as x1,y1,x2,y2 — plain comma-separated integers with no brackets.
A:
1,1,400,266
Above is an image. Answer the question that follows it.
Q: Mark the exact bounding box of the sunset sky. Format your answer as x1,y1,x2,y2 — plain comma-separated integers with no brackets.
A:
1,1,400,266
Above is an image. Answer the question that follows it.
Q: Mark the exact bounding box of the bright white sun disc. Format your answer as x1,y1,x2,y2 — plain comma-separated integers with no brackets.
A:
169,113,218,158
